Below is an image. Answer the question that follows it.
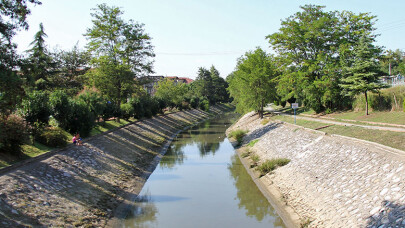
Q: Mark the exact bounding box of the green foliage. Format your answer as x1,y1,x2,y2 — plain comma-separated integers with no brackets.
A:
247,139,259,147
0,114,31,155
154,78,187,108
49,90,71,128
229,129,248,146
353,86,405,112
78,89,105,120
35,126,68,148
403,99,405,112
129,97,144,119
241,150,251,158
228,48,278,118
199,97,210,111
102,101,119,121
65,99,96,137
250,154,260,168
120,103,133,120
21,90,51,125
257,158,290,176
0,70,24,115
267,5,378,113
84,4,154,107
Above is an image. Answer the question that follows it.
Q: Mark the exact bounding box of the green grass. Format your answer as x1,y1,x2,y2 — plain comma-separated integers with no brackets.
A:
250,154,260,168
229,129,249,146
0,119,135,169
247,139,259,147
257,158,290,176
261,118,270,125
272,115,405,151
325,111,405,125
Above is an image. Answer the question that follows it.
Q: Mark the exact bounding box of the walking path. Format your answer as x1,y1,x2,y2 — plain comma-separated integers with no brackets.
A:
266,107,405,133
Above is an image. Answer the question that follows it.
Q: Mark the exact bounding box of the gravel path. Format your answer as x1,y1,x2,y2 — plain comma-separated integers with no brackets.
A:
228,112,405,227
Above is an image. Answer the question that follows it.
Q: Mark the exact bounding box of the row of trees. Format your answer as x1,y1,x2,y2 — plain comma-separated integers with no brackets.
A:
228,5,390,116
0,2,231,155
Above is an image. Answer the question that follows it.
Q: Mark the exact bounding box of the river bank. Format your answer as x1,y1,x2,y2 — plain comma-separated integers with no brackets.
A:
226,111,405,228
0,104,232,227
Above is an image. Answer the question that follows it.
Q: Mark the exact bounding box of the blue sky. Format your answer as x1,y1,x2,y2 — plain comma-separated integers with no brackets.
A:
13,0,405,79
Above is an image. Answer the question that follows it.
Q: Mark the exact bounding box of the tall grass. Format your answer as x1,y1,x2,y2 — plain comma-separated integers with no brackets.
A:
257,158,290,176
229,129,248,146
353,86,405,112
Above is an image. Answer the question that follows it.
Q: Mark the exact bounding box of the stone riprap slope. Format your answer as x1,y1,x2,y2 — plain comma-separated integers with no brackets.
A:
228,112,405,228
0,106,231,227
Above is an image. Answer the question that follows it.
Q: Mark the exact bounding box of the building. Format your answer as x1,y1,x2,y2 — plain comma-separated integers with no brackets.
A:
140,76,194,95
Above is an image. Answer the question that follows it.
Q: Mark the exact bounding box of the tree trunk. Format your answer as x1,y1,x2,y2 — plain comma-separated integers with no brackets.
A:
365,91,369,115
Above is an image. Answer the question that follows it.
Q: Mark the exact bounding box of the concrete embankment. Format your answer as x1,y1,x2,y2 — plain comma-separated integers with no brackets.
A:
227,112,405,228
0,105,232,227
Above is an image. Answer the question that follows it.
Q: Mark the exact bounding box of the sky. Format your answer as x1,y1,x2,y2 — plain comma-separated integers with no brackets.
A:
13,0,405,79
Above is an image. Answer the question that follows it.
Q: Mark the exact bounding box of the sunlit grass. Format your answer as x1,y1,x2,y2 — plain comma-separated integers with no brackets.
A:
257,158,290,176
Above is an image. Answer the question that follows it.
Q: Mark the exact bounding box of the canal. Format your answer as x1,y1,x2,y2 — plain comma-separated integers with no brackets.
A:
123,113,285,228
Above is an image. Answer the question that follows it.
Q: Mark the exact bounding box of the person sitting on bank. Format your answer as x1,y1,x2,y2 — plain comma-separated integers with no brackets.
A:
72,133,83,145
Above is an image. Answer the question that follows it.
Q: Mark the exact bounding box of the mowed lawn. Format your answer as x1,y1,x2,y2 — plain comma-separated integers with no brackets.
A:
324,111,405,125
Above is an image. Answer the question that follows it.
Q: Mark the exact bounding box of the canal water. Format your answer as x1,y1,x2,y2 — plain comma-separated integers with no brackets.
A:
123,113,285,228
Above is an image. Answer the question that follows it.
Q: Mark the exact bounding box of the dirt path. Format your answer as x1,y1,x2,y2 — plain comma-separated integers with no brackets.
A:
0,106,231,227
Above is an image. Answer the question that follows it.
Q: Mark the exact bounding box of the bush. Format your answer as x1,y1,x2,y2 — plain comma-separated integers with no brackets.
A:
190,96,199,109
199,97,210,111
229,129,248,146
102,101,119,121
66,100,96,137
49,90,71,129
77,89,106,120
257,158,290,176
35,127,68,148
403,99,405,112
353,86,405,112
120,103,133,120
130,97,144,119
0,114,31,155
21,91,51,125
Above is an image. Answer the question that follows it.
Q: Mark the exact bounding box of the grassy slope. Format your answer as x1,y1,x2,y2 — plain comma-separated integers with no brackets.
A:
271,115,405,151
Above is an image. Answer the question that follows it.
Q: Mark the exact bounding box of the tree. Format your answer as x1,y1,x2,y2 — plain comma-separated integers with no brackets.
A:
210,66,229,103
228,48,278,118
24,23,55,88
84,4,154,116
267,5,378,113
154,78,187,108
193,67,213,103
340,36,386,115
0,0,41,115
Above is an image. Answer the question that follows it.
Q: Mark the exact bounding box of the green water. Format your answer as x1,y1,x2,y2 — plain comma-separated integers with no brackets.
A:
123,113,285,228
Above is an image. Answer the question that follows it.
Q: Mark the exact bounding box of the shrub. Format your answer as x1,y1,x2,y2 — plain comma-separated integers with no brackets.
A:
0,114,31,155
190,96,199,109
102,101,119,121
49,90,71,128
403,99,405,112
229,129,248,146
21,91,51,125
66,100,96,137
353,86,405,112
199,97,210,111
35,127,68,147
257,158,290,176
130,97,144,119
77,89,106,120
120,103,133,120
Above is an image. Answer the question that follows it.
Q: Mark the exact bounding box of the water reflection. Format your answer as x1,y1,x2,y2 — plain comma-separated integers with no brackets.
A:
124,113,285,228
228,154,284,225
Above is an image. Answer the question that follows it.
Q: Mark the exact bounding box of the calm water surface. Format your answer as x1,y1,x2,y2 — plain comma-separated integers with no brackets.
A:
124,113,285,228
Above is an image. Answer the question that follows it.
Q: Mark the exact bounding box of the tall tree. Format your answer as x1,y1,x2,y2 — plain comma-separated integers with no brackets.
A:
194,67,213,102
0,0,41,115
84,4,154,113
340,36,386,115
210,65,229,103
267,5,378,113
228,48,278,118
24,22,55,89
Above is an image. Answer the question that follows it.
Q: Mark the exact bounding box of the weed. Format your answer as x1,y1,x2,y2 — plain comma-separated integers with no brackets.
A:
256,158,290,176
229,129,248,145
241,149,251,158
300,218,312,228
247,139,259,147
250,154,260,167
261,118,270,125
